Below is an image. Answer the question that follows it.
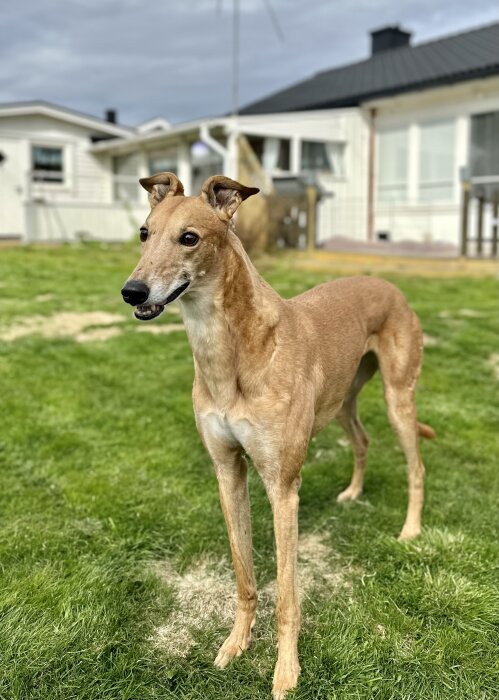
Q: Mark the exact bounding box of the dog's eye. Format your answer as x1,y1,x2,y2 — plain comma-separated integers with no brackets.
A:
179,232,199,247
139,227,148,242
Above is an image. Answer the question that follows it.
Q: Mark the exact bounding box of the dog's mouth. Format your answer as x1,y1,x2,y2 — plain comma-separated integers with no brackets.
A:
134,303,165,321
134,281,190,321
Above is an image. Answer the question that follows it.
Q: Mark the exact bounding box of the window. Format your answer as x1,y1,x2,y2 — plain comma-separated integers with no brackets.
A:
148,147,178,175
377,128,408,202
190,141,223,195
470,111,499,178
247,136,290,173
113,153,140,202
301,141,345,176
32,146,64,183
419,120,455,201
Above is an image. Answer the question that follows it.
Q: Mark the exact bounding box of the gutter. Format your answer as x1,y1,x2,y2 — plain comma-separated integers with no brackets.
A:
199,123,228,160
367,107,376,242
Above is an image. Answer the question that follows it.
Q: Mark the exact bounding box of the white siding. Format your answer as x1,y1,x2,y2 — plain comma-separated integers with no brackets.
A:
0,136,25,235
369,75,499,246
0,115,112,203
237,110,370,243
26,202,147,243
0,113,146,241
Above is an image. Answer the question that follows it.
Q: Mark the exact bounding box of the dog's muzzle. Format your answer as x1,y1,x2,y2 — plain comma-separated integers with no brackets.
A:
121,280,149,306
121,279,190,321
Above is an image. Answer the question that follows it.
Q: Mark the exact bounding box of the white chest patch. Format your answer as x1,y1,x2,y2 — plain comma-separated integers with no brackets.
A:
201,412,254,450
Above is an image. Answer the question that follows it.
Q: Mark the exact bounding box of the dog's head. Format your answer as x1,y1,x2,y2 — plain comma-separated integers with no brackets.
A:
121,172,259,320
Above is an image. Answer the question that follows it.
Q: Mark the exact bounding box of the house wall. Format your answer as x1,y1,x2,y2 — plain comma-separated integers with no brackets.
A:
0,135,24,235
368,76,499,248
89,110,371,246
0,114,148,242
236,110,370,244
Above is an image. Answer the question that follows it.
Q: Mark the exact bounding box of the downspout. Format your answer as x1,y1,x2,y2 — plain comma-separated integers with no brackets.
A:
367,107,377,242
199,123,234,177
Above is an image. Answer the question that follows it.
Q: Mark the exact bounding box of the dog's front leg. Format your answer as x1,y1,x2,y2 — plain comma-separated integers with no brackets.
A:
267,475,302,700
213,449,257,668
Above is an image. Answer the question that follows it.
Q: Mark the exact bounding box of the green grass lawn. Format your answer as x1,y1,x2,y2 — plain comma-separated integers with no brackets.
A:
0,243,498,700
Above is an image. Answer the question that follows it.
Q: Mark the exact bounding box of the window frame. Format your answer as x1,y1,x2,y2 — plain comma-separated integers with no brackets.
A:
299,139,346,178
376,126,409,204
245,134,292,175
469,110,499,180
31,143,66,186
112,152,142,203
147,146,179,176
417,118,456,203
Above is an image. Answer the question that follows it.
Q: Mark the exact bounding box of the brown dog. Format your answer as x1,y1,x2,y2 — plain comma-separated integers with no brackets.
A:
121,172,434,699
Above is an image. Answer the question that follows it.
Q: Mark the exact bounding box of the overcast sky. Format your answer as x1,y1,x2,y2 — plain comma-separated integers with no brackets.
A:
1,0,498,126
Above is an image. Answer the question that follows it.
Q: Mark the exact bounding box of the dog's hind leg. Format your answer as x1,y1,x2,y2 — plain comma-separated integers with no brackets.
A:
336,352,377,503
336,399,369,503
210,446,257,668
377,311,426,540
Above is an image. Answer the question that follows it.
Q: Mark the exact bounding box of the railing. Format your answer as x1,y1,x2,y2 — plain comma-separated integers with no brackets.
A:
460,176,499,258
25,171,144,206
19,172,148,243
314,195,462,254
112,175,142,204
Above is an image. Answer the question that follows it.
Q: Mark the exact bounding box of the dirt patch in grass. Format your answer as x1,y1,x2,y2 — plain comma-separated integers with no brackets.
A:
151,533,354,658
137,324,184,335
438,308,484,320
151,556,235,657
0,311,126,342
458,308,483,318
488,353,499,381
34,293,56,302
0,311,185,343
296,533,350,593
75,327,125,343
423,333,439,347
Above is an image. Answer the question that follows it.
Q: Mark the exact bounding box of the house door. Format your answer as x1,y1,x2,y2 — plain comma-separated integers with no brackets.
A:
0,138,24,238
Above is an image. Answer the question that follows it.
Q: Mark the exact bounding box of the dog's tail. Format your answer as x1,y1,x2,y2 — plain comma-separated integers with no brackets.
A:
418,422,436,440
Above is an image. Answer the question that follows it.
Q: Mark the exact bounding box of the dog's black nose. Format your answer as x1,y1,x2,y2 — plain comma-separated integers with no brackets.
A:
121,280,150,306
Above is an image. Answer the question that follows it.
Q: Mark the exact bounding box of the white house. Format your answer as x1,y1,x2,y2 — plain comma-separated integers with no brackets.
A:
0,100,359,245
240,22,499,255
90,107,368,246
1,22,498,255
0,101,168,243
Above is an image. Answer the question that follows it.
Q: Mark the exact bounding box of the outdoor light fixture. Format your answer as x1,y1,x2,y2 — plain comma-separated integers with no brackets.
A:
0,151,6,165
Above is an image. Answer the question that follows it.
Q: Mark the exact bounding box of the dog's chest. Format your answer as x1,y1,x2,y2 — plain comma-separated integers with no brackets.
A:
201,411,253,450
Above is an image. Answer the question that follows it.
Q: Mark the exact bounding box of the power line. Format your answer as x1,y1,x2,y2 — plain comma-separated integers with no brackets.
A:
262,0,285,42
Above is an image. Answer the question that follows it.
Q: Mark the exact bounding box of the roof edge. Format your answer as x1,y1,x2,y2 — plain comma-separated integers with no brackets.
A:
0,100,133,137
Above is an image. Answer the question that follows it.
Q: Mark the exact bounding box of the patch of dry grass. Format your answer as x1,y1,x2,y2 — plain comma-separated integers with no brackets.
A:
0,311,126,342
150,533,356,658
0,310,185,343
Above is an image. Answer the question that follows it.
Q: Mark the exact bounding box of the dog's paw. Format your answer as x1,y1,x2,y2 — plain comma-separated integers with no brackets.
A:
272,655,300,700
398,524,421,541
214,627,252,669
336,485,362,503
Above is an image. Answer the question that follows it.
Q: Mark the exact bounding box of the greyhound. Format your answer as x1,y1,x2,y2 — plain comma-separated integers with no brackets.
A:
121,172,434,699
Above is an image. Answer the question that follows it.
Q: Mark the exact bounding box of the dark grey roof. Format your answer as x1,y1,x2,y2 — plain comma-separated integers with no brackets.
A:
240,22,499,114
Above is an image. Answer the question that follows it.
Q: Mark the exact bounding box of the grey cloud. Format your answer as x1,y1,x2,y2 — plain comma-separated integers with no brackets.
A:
0,0,497,124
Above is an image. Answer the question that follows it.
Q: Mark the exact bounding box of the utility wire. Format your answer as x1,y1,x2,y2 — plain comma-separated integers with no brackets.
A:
262,0,285,42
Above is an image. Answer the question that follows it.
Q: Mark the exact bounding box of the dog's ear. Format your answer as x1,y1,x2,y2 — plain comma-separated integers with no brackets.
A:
139,172,184,207
201,175,259,221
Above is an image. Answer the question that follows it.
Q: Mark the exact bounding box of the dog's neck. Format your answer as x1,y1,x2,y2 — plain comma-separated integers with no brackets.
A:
179,231,281,407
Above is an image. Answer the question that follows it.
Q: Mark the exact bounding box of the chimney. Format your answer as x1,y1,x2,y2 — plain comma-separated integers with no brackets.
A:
370,26,411,55
105,108,117,124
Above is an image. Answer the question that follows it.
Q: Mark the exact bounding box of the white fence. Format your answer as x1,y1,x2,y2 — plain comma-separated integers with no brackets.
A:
0,173,148,243
24,200,147,243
